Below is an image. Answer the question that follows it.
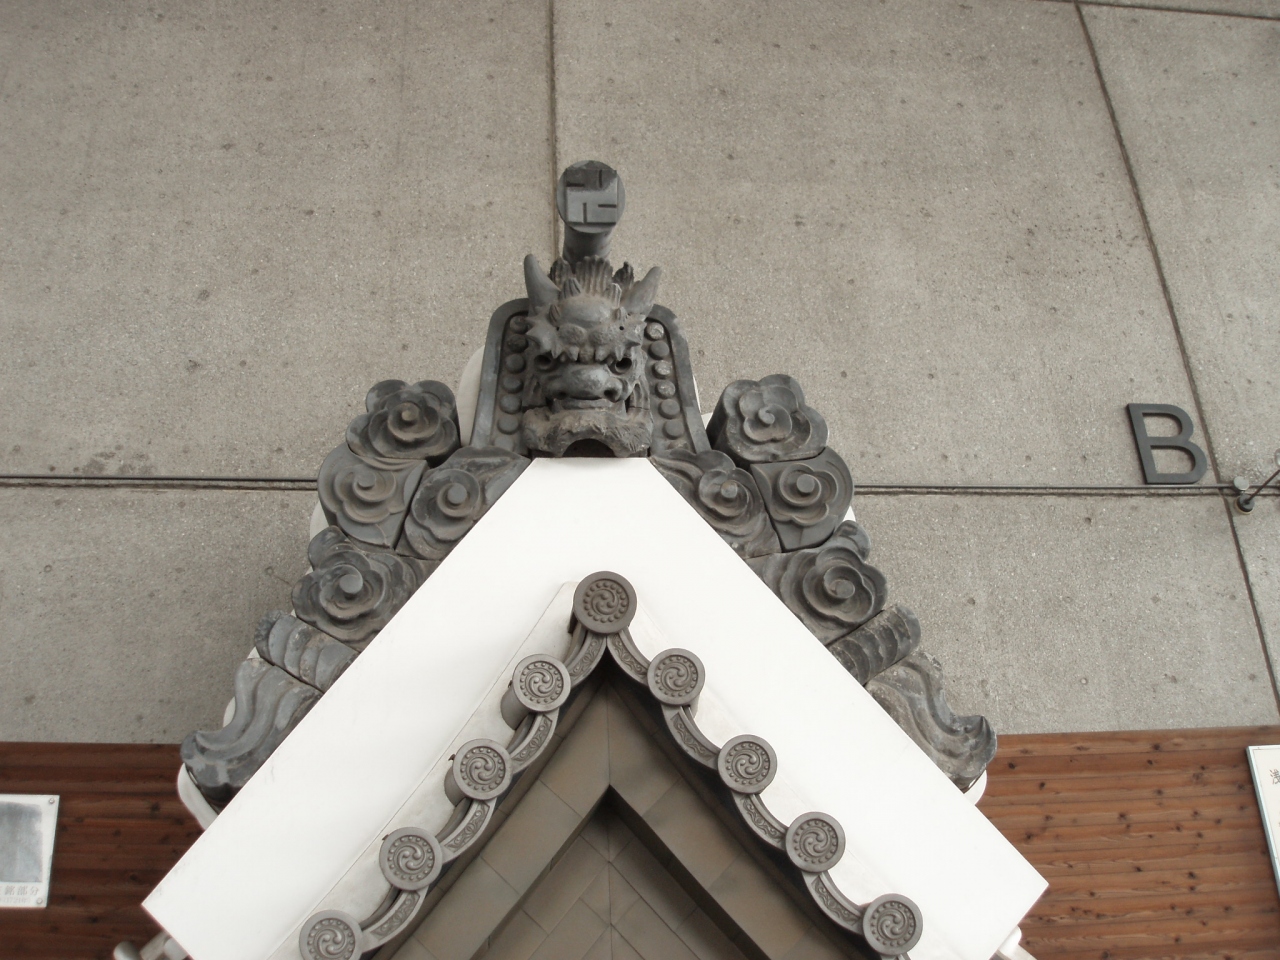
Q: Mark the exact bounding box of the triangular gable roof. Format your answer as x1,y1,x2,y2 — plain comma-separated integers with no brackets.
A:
145,459,1044,960
389,678,869,960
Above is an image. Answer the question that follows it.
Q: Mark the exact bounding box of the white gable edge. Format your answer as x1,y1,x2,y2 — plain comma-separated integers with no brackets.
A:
145,459,1045,960
265,584,582,959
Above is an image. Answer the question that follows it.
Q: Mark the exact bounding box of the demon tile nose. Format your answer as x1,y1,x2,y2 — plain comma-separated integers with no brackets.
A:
559,364,619,400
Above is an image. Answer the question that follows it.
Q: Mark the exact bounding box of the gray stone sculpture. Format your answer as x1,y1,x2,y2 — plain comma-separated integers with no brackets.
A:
866,651,996,791
397,447,529,561
179,159,997,812
707,374,828,465
346,379,459,464
517,256,660,457
293,528,430,644
469,163,706,460
650,449,780,558
749,521,887,643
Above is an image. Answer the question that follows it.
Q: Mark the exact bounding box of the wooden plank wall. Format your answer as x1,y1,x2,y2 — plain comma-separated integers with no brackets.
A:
1,729,1279,959
0,743,201,959
979,726,1280,960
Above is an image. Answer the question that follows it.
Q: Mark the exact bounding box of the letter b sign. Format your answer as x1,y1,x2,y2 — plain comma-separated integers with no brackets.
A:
1126,403,1208,485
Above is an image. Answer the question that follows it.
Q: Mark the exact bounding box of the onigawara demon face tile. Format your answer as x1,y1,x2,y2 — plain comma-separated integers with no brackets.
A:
518,255,661,457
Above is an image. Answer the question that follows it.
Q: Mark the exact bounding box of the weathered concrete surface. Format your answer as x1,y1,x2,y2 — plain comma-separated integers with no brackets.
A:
1,0,1275,749
1086,6,1280,482
0,488,314,742
554,0,1200,486
1233,497,1280,698
1077,0,1280,18
0,0,553,479
852,492,1278,734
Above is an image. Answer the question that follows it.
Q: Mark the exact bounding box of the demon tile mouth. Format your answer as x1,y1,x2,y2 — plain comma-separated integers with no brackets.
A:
554,397,623,412
520,404,652,458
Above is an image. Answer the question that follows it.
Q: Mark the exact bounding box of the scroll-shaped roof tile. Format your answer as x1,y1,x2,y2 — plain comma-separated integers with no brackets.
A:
651,448,780,558
318,443,425,548
347,380,460,464
751,448,854,550
397,447,529,561
293,528,429,643
750,521,887,644
707,374,827,465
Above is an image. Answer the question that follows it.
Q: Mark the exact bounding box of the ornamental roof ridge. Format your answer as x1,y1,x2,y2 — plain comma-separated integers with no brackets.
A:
136,164,1039,960
294,571,922,959
146,458,1044,960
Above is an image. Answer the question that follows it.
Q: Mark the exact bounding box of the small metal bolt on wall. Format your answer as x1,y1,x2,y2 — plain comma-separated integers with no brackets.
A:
1234,449,1280,513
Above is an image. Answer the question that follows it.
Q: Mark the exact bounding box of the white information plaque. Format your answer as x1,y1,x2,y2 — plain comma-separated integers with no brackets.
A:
0,794,59,908
1247,745,1280,898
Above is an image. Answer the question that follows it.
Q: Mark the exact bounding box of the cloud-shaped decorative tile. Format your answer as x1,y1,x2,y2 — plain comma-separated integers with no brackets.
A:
651,449,780,558
707,374,827,465
750,448,853,550
397,447,530,562
293,528,429,643
318,444,426,548
347,380,460,463
750,521,887,643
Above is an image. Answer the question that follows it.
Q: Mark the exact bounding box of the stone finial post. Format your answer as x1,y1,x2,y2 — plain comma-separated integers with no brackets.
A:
556,160,625,265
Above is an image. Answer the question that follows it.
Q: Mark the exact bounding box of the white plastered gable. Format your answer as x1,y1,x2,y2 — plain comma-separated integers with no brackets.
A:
144,459,1045,960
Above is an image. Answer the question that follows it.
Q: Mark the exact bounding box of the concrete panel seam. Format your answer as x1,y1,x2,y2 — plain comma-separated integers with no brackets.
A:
856,485,1247,496
548,0,561,260
1036,0,1280,23
0,475,317,490
1075,1,1224,484
7,476,1268,495
1226,501,1280,715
